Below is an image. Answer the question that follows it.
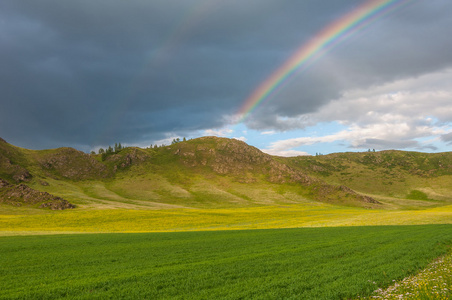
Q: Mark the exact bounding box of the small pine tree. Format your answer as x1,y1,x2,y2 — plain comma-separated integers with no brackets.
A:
114,143,123,152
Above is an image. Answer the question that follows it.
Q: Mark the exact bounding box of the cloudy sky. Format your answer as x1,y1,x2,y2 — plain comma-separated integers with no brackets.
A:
1,0,451,156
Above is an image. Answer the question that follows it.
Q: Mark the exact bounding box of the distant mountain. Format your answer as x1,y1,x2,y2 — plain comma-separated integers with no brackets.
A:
1,136,451,210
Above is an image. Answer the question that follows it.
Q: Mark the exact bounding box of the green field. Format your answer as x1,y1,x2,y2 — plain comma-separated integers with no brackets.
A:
1,225,451,299
2,138,452,298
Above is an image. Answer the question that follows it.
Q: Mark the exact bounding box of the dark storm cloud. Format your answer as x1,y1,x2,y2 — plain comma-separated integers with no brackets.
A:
1,0,451,150
0,0,252,149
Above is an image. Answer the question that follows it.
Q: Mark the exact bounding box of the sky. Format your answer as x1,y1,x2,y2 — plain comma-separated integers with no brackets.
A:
1,0,452,156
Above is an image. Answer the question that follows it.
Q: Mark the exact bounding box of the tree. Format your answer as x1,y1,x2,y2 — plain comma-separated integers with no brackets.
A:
98,148,105,154
114,143,123,152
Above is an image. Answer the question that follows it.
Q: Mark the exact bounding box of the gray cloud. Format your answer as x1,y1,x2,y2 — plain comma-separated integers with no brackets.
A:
441,132,452,145
1,0,451,150
243,1,452,130
354,138,427,151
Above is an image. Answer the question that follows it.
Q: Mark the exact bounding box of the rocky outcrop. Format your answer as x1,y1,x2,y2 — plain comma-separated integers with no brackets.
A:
0,155,32,183
106,148,149,172
339,185,380,204
39,148,110,180
0,178,9,188
0,178,75,210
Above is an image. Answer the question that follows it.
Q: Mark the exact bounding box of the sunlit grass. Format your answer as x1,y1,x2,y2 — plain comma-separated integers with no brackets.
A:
1,225,451,299
1,203,452,236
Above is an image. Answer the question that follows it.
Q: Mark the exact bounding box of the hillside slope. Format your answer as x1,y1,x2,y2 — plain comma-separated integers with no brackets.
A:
0,137,378,209
284,150,452,208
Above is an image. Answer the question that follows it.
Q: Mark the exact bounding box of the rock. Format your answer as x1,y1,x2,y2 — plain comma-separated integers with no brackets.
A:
362,195,380,204
0,180,75,210
105,149,148,170
12,170,31,182
39,200,75,210
0,178,11,188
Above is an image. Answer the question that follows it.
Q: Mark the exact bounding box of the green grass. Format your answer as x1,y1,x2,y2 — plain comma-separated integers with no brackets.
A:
286,151,452,203
361,251,452,299
2,137,452,212
2,138,452,299
1,225,451,299
407,189,429,200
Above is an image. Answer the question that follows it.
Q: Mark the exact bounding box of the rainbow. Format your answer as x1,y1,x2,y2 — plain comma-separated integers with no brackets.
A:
236,0,414,122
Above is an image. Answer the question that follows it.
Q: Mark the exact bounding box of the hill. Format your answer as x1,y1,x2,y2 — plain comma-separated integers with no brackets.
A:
284,150,452,209
0,136,380,210
1,136,451,211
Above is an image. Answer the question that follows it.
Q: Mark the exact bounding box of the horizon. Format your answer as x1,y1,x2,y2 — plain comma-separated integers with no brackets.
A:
2,134,451,157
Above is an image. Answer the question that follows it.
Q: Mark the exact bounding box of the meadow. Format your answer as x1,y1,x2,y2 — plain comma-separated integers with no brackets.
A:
1,202,452,236
1,225,452,299
1,138,452,298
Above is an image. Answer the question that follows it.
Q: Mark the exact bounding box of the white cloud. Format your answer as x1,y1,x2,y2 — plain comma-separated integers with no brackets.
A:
152,136,181,146
262,148,310,157
203,128,233,137
259,69,452,153
233,136,247,142
261,130,276,135
320,68,452,125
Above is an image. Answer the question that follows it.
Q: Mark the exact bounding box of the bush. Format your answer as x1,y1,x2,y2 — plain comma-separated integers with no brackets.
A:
406,190,429,200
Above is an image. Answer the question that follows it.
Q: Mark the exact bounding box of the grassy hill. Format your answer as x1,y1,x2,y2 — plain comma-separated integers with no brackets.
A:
284,150,452,209
1,135,452,220
0,136,383,210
